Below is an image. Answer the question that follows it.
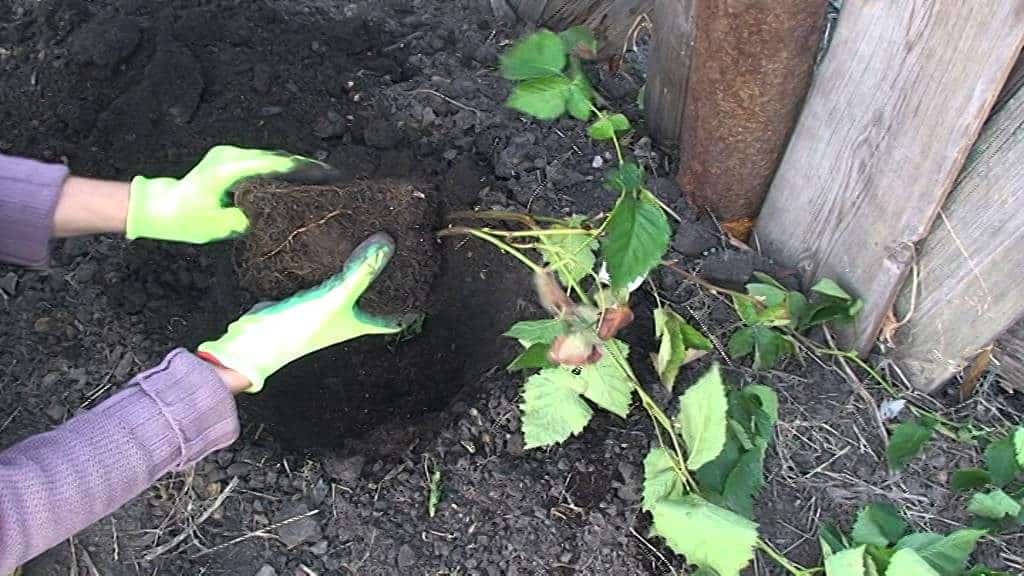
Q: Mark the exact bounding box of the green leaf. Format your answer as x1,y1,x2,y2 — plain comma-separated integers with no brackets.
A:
728,327,756,359
601,190,670,290
606,162,644,193
558,26,598,58
642,447,685,512
576,340,634,418
820,524,850,557
538,230,598,285
504,319,565,347
825,545,867,576
968,489,1022,520
742,384,780,426
500,30,567,80
887,549,941,576
787,290,810,329
887,420,934,471
896,529,986,576
951,469,992,492
677,364,729,470
1014,427,1024,469
747,283,788,308
812,278,853,301
722,444,765,519
608,113,631,132
651,496,758,576
733,296,761,325
985,436,1021,487
565,81,593,121
507,343,556,372
588,117,615,140
506,76,571,120
851,503,908,547
734,326,793,370
520,369,593,448
653,307,711,391
695,434,742,494
565,59,594,121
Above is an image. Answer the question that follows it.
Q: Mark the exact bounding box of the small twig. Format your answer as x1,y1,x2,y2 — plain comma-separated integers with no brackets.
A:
0,406,21,434
190,508,321,559
79,545,100,576
412,89,483,116
144,477,239,560
821,328,889,447
630,526,678,576
111,518,120,562
261,209,345,260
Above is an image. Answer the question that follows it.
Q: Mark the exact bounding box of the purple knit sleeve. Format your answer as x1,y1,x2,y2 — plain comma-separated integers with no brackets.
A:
0,153,69,267
0,349,239,572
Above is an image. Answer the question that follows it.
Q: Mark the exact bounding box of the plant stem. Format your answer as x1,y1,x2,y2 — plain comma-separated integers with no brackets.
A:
480,227,597,238
662,261,752,300
448,210,540,228
758,540,814,576
440,227,543,273
601,340,697,492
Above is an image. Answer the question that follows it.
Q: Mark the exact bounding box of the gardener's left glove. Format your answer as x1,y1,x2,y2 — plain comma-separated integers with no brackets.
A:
197,232,416,393
126,145,335,243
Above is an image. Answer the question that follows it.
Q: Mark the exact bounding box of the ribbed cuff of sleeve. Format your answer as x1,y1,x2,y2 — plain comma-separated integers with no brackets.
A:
118,349,240,472
0,154,69,267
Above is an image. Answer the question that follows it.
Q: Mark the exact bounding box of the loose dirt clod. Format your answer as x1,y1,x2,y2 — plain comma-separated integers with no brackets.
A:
233,179,441,316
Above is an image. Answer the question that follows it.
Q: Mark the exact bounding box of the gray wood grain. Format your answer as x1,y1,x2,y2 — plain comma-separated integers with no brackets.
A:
994,50,1024,115
893,84,1024,391
644,0,694,147
996,320,1024,393
754,0,1024,356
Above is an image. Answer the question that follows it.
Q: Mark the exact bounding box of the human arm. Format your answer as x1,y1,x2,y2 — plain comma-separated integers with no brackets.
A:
0,146,335,267
0,234,412,570
0,350,241,574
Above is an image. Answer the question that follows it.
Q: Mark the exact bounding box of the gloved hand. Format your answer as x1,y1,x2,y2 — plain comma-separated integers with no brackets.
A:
127,145,335,243
197,233,416,392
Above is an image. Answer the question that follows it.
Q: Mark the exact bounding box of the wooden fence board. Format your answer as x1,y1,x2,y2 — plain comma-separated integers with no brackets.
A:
644,0,694,147
994,49,1024,115
508,0,654,58
893,85,1024,392
995,321,1024,393
677,0,825,235
754,0,1024,356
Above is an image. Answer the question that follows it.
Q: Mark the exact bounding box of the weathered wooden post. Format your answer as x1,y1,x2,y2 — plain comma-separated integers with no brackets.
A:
643,0,695,147
755,0,1024,357
673,0,826,238
892,70,1024,392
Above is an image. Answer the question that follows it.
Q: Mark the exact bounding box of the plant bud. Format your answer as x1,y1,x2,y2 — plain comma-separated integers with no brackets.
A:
598,305,635,340
534,270,572,316
549,332,603,366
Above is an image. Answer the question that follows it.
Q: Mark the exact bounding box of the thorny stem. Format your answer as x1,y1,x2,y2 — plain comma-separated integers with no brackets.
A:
601,338,697,492
439,227,543,273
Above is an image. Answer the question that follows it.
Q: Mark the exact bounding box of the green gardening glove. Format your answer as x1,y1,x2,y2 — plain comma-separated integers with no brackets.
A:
197,233,415,392
127,145,336,243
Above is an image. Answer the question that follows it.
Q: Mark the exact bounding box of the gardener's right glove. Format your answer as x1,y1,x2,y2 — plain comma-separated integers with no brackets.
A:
197,233,415,392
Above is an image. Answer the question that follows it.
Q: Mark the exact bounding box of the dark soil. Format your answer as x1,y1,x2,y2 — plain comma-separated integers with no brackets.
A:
234,178,441,315
2,0,1022,575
